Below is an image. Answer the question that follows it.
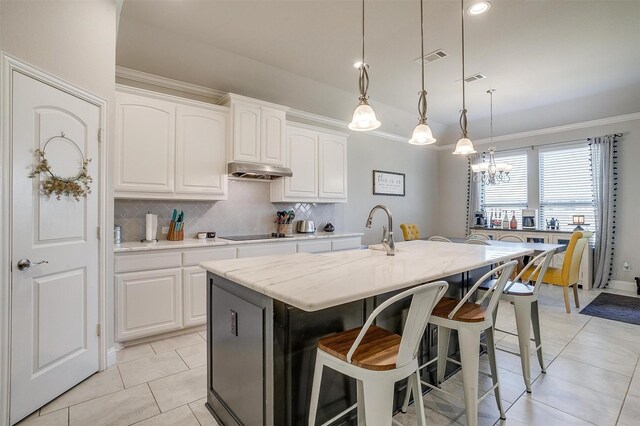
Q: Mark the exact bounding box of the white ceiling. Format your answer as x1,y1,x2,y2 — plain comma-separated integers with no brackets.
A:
117,0,640,143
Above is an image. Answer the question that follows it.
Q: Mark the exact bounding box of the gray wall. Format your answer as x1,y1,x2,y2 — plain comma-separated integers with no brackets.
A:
435,118,640,284
1,0,117,349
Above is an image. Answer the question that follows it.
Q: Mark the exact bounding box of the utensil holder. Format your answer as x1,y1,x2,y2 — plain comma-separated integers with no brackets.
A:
167,220,184,241
278,224,291,235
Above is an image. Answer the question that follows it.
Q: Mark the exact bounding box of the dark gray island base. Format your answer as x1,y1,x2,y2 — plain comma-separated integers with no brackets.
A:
205,270,483,426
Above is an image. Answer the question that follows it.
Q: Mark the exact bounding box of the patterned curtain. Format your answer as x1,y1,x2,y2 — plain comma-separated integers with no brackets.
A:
466,153,482,236
589,135,619,288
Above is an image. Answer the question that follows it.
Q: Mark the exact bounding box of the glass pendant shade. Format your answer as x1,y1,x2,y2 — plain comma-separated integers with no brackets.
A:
452,137,476,155
409,123,436,145
348,102,381,131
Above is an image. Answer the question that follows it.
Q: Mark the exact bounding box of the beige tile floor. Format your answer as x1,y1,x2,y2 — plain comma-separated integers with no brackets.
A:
17,285,640,426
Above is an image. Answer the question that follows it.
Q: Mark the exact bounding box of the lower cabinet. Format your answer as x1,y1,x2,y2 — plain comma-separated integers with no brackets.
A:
116,268,183,341
183,266,207,327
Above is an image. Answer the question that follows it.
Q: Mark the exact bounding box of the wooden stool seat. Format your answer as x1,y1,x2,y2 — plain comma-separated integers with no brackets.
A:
318,325,400,371
432,297,487,322
479,279,534,296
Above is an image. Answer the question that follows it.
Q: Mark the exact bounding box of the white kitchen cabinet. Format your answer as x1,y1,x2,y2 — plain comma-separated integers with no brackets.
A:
115,91,175,194
115,86,228,200
182,266,207,327
116,268,182,341
297,240,332,253
220,94,287,165
331,237,363,251
318,133,348,201
271,123,348,203
175,105,228,197
236,242,297,258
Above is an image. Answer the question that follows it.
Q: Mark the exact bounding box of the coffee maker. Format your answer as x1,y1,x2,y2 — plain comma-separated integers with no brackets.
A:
522,209,538,229
474,211,486,227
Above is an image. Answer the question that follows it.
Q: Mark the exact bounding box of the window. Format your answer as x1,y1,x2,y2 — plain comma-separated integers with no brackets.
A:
539,144,595,231
481,151,528,224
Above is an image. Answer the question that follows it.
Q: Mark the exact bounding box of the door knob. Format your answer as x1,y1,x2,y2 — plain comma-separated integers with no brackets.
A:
16,259,48,271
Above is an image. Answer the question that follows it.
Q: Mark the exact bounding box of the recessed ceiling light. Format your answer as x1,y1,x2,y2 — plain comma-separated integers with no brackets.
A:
467,1,491,16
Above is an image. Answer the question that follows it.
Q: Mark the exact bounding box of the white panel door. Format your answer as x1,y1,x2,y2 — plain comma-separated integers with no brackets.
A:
183,266,207,327
232,102,260,163
115,92,175,193
175,105,228,197
116,269,183,341
260,107,285,165
284,128,318,199
10,72,100,423
318,134,347,201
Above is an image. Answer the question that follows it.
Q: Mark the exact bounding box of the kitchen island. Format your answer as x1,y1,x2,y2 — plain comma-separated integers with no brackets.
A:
201,240,534,425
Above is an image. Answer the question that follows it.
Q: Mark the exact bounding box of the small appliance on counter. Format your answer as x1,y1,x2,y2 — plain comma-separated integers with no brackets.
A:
522,208,538,229
296,220,316,234
323,222,335,232
474,211,486,227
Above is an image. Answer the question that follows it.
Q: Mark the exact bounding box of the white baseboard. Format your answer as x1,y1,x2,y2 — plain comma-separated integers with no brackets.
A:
106,347,117,368
115,325,206,349
608,279,637,293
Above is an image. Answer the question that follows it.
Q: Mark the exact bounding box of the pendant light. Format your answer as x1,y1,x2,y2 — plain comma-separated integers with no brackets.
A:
409,0,436,145
452,0,477,155
348,0,381,132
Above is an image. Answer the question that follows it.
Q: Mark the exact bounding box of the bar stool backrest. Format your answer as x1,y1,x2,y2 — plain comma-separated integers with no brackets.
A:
467,233,490,240
498,234,525,242
505,249,555,295
427,236,452,243
465,239,490,245
457,261,518,319
345,281,449,369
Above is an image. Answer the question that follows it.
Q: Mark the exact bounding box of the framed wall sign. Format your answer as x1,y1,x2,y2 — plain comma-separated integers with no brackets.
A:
373,170,405,196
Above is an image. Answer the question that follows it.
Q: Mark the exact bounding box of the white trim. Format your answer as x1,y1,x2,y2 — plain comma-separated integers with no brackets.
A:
286,120,350,138
106,347,117,368
115,84,228,113
436,112,640,150
218,92,289,112
0,53,109,426
116,66,227,100
114,66,419,146
607,280,637,293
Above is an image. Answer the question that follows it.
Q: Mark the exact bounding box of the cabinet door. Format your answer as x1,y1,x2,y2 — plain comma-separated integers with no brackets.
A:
318,134,348,201
260,107,285,165
284,128,318,199
115,92,175,194
116,268,182,341
183,266,207,327
175,106,228,197
232,102,260,163
237,242,297,258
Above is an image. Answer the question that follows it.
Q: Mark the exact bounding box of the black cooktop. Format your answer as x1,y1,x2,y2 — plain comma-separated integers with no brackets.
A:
220,233,294,241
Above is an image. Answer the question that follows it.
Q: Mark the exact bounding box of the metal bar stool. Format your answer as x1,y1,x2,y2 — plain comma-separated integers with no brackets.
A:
478,249,555,392
402,261,517,426
308,281,449,426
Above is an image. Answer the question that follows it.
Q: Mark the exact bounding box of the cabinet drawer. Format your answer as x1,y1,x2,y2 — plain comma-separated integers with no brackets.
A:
297,240,332,254
331,237,362,252
115,251,182,273
237,242,297,258
183,247,237,266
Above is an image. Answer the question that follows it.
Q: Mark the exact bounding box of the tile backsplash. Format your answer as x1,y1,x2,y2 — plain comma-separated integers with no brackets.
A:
114,180,337,242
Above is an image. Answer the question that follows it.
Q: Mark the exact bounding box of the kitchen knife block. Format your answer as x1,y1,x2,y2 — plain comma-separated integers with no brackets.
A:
167,220,184,241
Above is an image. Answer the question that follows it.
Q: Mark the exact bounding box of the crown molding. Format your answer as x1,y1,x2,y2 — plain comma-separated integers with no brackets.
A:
114,66,425,146
115,66,227,100
435,111,640,151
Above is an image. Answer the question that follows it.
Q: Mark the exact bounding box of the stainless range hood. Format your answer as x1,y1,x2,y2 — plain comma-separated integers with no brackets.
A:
228,162,293,180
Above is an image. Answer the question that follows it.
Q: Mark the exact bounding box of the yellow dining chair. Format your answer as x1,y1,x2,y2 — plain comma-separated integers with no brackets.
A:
526,230,592,313
400,224,420,241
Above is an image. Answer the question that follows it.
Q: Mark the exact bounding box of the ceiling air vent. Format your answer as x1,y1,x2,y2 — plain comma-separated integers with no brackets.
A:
414,49,448,64
462,73,487,83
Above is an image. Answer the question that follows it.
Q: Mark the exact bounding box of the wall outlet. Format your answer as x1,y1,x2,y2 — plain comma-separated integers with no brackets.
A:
623,261,631,272
162,226,169,234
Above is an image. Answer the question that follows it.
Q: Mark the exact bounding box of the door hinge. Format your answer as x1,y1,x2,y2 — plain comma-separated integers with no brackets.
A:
97,226,101,239
96,324,102,337
98,128,103,143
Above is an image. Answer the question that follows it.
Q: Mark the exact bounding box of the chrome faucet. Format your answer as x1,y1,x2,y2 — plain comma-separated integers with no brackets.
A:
365,205,396,256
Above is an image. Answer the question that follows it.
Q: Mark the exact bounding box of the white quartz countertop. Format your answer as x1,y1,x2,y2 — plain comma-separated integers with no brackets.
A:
200,240,533,312
114,232,364,253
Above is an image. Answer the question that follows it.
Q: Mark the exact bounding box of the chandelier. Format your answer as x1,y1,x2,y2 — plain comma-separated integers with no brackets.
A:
471,89,512,185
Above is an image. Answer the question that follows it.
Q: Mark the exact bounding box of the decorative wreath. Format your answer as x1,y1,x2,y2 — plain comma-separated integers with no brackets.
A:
30,132,92,201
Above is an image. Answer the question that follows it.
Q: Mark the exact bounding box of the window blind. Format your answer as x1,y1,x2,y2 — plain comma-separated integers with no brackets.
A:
482,151,528,223
539,143,595,231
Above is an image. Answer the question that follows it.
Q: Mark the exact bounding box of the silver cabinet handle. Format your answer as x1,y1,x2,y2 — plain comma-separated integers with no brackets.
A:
16,259,48,271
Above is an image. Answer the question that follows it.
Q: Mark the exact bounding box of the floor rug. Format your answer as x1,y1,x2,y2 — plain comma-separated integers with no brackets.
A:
580,292,640,326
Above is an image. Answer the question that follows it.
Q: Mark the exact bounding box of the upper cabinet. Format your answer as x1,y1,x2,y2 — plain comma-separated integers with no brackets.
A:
271,123,348,203
219,94,288,166
115,87,228,200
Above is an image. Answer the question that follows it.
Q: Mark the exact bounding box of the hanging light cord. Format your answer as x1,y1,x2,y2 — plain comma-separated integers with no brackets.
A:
489,89,494,143
358,0,370,103
417,0,428,125
459,0,468,137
